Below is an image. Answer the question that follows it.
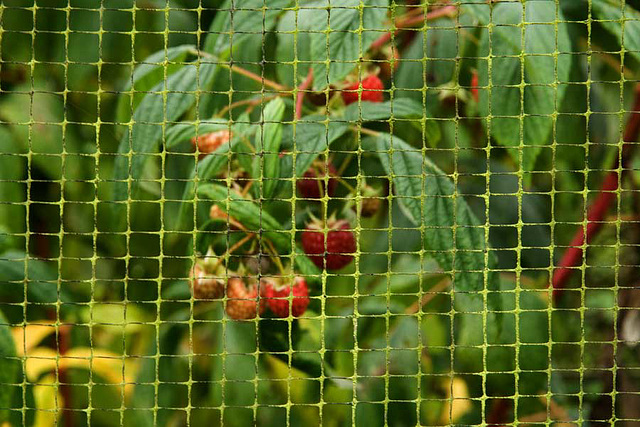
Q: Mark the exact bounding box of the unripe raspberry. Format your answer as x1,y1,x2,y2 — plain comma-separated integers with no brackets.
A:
225,277,264,320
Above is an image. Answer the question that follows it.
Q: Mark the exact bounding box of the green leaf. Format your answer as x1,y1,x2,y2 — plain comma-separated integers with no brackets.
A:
283,115,350,177
203,0,294,57
196,184,321,277
309,0,389,90
255,98,285,198
365,133,494,297
343,99,427,122
112,62,218,221
275,9,313,87
165,119,230,150
477,1,571,172
117,45,195,122
592,0,640,65
0,311,17,423
0,250,66,305
0,126,26,236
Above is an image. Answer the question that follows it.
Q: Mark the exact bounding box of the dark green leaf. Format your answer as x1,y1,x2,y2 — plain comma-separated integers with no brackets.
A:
0,250,67,304
112,62,218,223
477,1,571,171
165,119,230,150
117,45,195,121
366,133,495,297
309,0,389,90
592,0,640,65
255,98,285,198
283,115,350,177
203,0,294,57
343,99,427,122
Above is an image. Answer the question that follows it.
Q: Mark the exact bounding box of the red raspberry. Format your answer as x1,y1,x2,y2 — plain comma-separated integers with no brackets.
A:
470,71,479,102
341,75,384,105
225,277,264,320
263,277,310,318
301,219,356,270
297,161,338,199
190,264,225,299
191,129,232,159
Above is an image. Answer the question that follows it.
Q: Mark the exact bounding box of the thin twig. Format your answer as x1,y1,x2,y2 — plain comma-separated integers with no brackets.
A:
295,69,314,120
370,5,457,51
405,277,450,314
189,48,290,92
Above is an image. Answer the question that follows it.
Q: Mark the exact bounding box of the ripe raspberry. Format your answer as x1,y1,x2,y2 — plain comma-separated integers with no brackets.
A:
225,277,264,320
470,71,479,102
263,277,310,318
301,219,356,270
191,129,232,159
341,75,384,105
297,161,338,199
190,264,225,299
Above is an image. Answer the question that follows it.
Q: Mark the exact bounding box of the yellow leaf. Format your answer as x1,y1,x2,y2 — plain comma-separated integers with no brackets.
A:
24,348,135,397
440,377,472,424
11,322,56,357
33,374,60,427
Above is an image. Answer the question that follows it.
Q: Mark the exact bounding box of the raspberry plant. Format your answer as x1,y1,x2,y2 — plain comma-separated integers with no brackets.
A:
1,0,640,426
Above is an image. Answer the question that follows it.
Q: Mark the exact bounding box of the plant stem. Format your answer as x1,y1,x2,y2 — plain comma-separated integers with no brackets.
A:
551,84,640,298
189,48,290,92
370,5,457,51
295,69,314,120
215,95,281,118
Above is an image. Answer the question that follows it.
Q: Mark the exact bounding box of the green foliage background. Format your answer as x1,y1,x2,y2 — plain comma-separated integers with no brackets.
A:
1,0,639,425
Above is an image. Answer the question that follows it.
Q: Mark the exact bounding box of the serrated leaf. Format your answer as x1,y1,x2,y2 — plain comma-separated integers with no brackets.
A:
365,133,494,297
255,97,285,198
112,62,218,225
165,119,230,150
283,115,350,177
117,45,194,122
477,1,571,172
203,0,294,57
343,99,427,122
592,0,640,65
309,0,389,90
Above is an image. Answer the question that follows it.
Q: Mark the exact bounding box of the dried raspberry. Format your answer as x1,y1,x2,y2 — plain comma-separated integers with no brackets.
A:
191,129,232,159
190,264,225,299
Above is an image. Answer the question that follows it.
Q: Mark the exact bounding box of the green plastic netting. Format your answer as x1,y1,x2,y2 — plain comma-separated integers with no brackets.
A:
0,0,639,426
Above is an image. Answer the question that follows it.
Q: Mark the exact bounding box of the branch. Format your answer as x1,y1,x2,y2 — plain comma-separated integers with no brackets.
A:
551,85,640,298
295,69,314,120
370,5,457,51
